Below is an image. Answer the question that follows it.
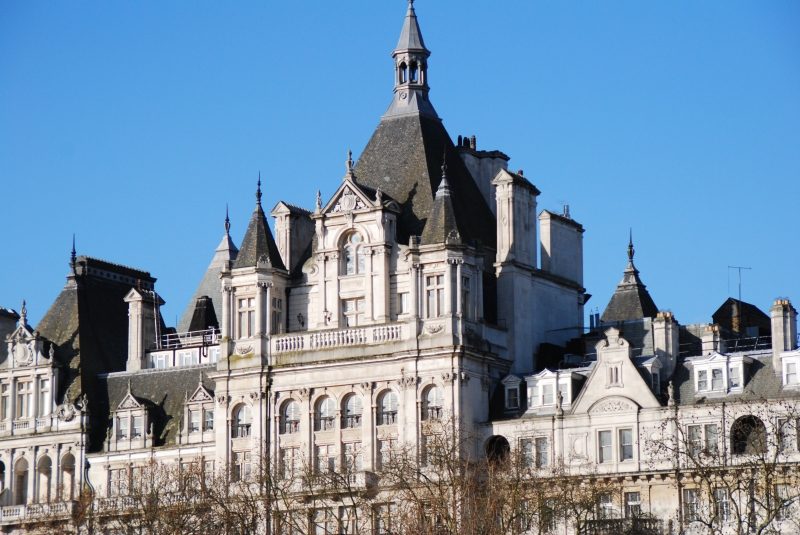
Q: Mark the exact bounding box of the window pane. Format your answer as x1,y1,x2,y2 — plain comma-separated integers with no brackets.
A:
698,370,708,391
620,429,633,461
711,368,723,389
543,384,554,405
599,431,612,463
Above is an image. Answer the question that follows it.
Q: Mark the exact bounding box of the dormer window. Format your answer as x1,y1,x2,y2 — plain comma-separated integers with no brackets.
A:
698,370,708,391
783,354,800,387
132,416,143,438
525,371,574,410
506,386,519,410
117,417,128,439
183,380,215,443
542,384,554,405
651,372,660,394
693,354,751,395
711,368,723,390
729,366,741,389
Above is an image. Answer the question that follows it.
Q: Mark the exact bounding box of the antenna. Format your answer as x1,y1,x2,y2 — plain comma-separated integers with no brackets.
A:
728,266,752,334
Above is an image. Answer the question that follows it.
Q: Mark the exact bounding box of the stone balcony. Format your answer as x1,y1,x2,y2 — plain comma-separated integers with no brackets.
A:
0,501,75,525
269,318,507,367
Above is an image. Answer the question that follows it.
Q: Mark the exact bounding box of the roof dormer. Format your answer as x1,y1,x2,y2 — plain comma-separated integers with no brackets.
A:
108,380,153,452
524,369,579,412
689,352,752,397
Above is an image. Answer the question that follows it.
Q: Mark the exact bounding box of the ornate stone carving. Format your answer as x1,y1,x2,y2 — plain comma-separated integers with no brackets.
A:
55,402,76,422
12,342,33,367
234,345,254,355
333,187,366,213
424,324,444,335
298,387,310,400
459,372,470,385
216,395,229,406
592,400,634,413
257,282,272,289
441,372,455,383
249,391,263,401
359,382,372,392
397,376,416,390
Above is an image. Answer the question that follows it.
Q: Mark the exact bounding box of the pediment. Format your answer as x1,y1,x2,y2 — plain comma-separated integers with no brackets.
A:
693,352,728,364
500,374,522,386
589,396,640,414
530,369,559,380
117,392,143,410
323,183,374,215
188,384,213,403
7,323,35,342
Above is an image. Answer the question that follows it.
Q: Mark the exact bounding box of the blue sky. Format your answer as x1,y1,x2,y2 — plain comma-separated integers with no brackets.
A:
1,1,798,329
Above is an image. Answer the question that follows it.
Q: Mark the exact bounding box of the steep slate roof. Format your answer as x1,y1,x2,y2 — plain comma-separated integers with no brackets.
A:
355,114,496,247
35,255,159,449
98,365,216,450
187,296,219,332
420,163,459,245
233,182,286,270
600,238,659,323
396,1,427,52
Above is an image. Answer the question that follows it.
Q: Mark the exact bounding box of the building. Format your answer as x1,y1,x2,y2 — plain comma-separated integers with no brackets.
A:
0,3,797,533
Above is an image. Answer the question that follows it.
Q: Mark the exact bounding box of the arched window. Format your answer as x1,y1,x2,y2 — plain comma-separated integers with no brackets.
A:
731,415,766,455
409,61,418,83
61,454,75,501
423,386,443,421
14,458,28,505
316,397,336,431
378,391,398,426
485,435,510,465
37,456,51,503
232,405,251,438
281,400,300,435
399,62,407,84
344,234,365,275
342,394,362,429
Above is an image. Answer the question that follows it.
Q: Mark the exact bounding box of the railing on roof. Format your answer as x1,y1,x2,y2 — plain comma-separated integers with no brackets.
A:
159,328,220,350
724,335,771,353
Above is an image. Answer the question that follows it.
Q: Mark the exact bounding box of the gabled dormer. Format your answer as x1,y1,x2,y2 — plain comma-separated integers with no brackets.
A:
179,376,215,444
689,352,752,397
108,380,153,451
524,369,581,412
4,301,50,370
499,374,523,412
634,356,663,394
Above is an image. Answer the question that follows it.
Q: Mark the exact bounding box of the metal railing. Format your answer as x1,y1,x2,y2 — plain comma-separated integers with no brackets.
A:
159,328,220,350
343,415,362,429
583,517,663,535
231,424,251,438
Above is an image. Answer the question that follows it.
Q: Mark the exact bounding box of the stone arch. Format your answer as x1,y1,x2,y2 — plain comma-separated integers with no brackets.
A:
60,453,75,501
231,403,252,438
36,456,52,503
376,389,399,426
279,398,301,435
314,395,336,431
421,384,443,421
485,435,510,465
731,415,767,455
341,393,363,429
14,457,28,505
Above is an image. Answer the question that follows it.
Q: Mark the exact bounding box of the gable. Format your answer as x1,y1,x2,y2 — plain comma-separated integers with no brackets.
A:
188,384,213,403
117,392,143,410
323,183,374,215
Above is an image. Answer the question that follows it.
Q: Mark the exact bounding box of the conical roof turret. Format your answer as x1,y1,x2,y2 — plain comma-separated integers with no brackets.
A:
233,175,285,270
600,233,659,323
395,0,428,53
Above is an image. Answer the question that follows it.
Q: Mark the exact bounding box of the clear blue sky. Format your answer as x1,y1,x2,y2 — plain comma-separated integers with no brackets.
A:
1,1,798,329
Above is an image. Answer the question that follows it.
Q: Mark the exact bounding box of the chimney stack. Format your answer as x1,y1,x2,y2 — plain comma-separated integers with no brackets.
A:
771,299,798,372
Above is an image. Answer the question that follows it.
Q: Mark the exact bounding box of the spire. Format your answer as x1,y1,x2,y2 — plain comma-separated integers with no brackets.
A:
599,234,659,323
233,175,286,271
421,152,460,245
256,172,262,206
628,229,634,263
385,1,437,118
225,204,231,235
435,150,451,198
70,234,77,273
344,150,356,182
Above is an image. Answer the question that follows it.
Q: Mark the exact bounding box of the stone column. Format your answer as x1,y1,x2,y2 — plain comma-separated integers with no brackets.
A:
264,284,273,335
328,253,340,329
221,287,232,339
476,265,484,322
376,246,390,323
255,283,265,337
410,264,419,319
317,254,328,328
445,260,454,315
456,261,463,315
10,378,17,426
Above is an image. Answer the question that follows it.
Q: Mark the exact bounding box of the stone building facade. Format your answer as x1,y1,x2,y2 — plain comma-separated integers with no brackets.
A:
0,3,797,533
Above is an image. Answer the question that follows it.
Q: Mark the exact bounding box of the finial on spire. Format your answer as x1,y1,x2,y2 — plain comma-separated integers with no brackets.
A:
20,299,27,326
344,150,356,182
628,229,634,262
435,147,451,198
70,234,77,272
256,172,262,205
225,204,231,235
316,190,322,211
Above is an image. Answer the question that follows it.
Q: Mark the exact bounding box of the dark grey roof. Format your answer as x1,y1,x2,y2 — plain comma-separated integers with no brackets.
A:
35,255,160,450
99,366,216,450
420,166,459,245
600,240,658,323
354,114,496,247
187,296,219,332
233,202,286,270
672,352,798,406
395,2,427,52
177,231,238,333
0,307,19,319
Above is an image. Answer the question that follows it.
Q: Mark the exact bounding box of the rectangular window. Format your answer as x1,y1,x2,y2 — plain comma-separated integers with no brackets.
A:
1,384,9,420
711,368,723,390
39,378,51,416
109,469,125,496
208,347,220,364
178,350,198,367
339,506,360,535
375,503,397,535
714,487,730,522
506,386,519,410
542,384,554,405
280,447,299,479
625,492,641,519
316,444,336,473
729,366,741,388
520,439,534,466
238,298,256,338
234,451,251,481
132,416,143,438
314,508,337,535
189,410,200,433
117,417,129,439
426,275,445,318
683,489,699,521
343,298,365,327
378,438,396,471
16,381,32,418
652,372,660,393
688,425,702,456
343,442,363,472
271,298,283,334
705,424,719,454
597,494,613,519
786,363,798,385
529,385,539,407
599,431,612,463
204,409,214,431
535,437,549,467
697,370,708,391
398,293,409,315
152,353,168,368
775,484,790,520
778,418,796,452
619,429,634,461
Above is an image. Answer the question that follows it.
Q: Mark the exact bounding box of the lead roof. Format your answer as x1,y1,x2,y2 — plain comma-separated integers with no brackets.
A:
600,238,659,323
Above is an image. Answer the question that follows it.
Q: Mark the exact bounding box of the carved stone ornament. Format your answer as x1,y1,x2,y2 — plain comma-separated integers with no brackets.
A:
13,342,33,367
249,391,263,401
234,345,254,355
216,395,229,406
592,400,634,413
424,324,444,335
397,376,416,390
459,372,470,385
333,187,366,213
298,387,310,400
55,402,76,422
359,382,372,392
441,372,455,383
